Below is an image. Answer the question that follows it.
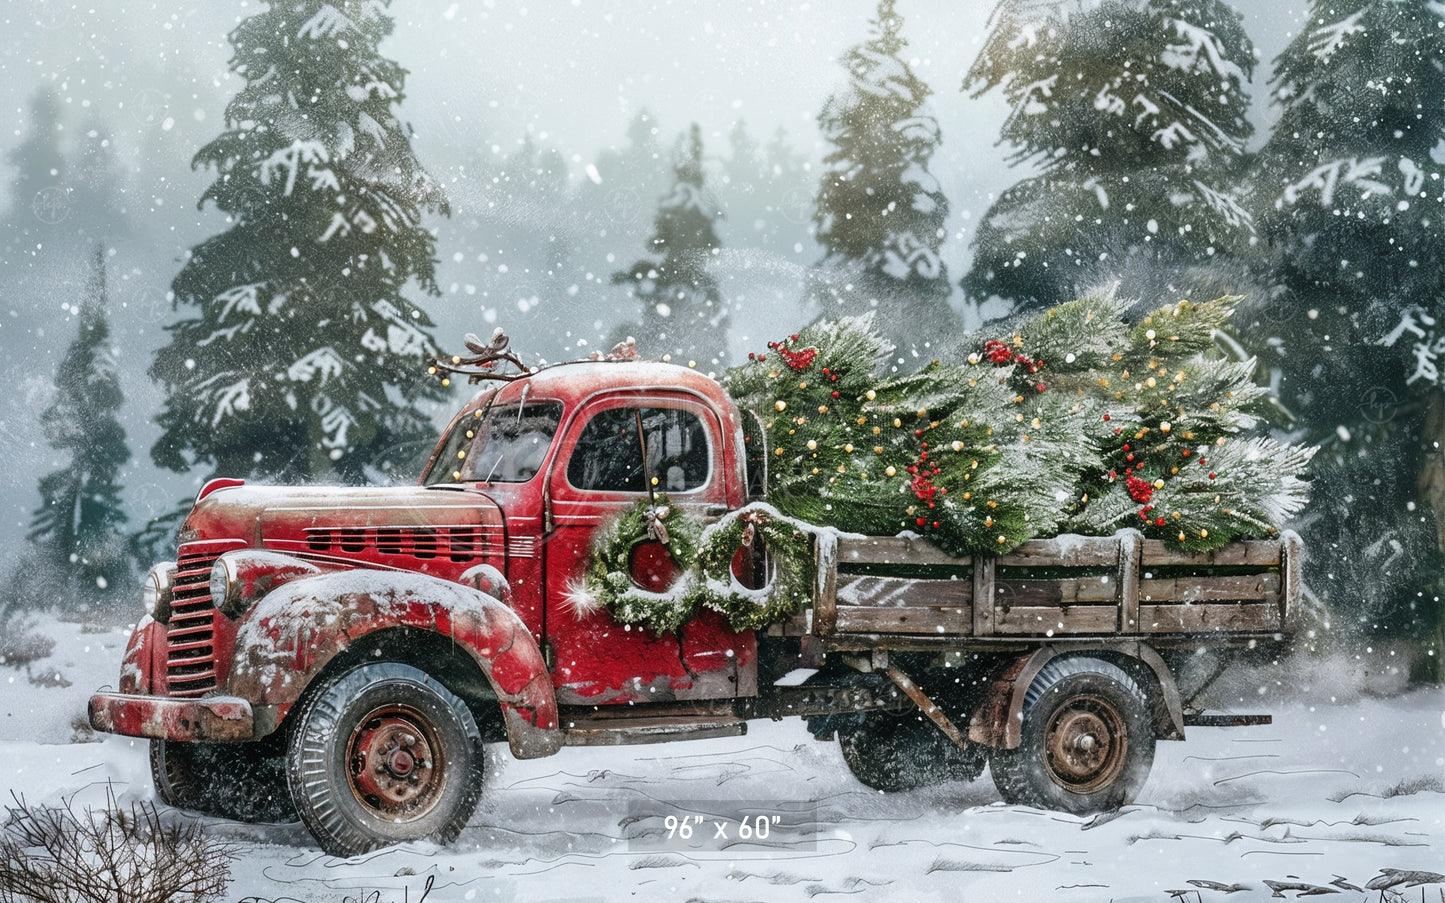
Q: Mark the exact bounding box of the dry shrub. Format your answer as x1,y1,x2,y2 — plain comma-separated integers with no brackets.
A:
0,788,237,903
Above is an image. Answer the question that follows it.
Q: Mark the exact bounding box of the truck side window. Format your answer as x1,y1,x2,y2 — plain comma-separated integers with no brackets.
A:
567,407,710,493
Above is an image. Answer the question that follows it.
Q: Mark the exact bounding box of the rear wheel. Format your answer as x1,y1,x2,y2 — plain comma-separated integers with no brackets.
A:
150,739,295,823
990,658,1154,813
840,712,982,792
286,662,485,858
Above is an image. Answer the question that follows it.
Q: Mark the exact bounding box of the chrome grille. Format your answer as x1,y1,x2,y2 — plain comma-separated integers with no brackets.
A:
166,547,222,697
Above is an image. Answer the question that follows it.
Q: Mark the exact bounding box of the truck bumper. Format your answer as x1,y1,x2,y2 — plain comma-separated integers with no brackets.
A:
88,692,255,742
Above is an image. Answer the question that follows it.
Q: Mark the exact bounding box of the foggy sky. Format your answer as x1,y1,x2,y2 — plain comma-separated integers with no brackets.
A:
0,0,1311,552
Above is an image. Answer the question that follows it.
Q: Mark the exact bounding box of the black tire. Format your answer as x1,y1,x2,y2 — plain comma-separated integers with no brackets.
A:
150,739,296,823
286,662,485,858
990,658,1155,813
840,712,981,792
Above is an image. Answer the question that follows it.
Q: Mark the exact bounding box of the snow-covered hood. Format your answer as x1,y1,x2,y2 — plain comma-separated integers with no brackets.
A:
180,483,506,561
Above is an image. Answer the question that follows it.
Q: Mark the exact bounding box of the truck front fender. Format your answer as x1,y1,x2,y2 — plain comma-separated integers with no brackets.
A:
228,570,561,759
968,644,1184,749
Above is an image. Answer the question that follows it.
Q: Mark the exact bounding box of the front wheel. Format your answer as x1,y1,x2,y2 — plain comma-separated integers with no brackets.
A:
287,662,485,857
990,658,1155,813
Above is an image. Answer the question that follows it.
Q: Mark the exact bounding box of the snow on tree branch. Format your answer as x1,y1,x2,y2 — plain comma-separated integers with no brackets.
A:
259,140,333,197
300,4,357,41
288,347,347,385
1308,9,1366,64
1279,155,1390,208
1380,307,1443,386
1161,18,1248,85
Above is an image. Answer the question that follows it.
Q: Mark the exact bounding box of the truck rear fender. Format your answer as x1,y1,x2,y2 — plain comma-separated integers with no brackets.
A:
227,570,562,759
968,645,1184,749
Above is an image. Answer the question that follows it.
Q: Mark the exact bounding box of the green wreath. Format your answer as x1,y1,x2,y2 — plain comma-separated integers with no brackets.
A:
581,495,703,635
693,503,816,632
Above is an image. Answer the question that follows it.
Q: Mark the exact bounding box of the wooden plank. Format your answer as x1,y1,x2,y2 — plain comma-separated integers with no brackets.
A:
1138,602,1281,633
1140,539,1280,567
836,575,971,608
814,536,838,637
973,556,995,637
1281,530,1302,629
835,605,972,635
765,609,812,637
1119,528,1142,633
994,578,1119,606
1140,573,1279,603
996,535,1119,568
837,535,962,568
993,604,1120,635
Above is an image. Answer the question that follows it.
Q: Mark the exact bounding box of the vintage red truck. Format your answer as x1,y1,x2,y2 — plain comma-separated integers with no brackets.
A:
89,358,1301,857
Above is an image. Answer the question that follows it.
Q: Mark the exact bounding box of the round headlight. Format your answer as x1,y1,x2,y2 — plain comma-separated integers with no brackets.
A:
144,564,176,623
209,557,240,618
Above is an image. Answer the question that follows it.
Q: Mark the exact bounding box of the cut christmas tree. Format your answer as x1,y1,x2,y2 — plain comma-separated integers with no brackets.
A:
728,295,1313,556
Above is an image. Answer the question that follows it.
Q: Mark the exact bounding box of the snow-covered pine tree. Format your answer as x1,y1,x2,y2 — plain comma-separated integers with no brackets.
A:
813,0,959,359
719,121,815,261
728,297,1309,556
150,0,448,485
1249,0,1445,642
3,88,67,239
28,246,131,606
612,124,729,368
964,0,1256,313
1018,295,1315,550
728,314,1097,555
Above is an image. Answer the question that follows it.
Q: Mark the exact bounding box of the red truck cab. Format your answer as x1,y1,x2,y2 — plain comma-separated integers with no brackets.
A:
90,360,759,855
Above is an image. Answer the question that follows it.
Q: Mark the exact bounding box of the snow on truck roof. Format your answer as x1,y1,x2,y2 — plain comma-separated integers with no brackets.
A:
470,358,732,405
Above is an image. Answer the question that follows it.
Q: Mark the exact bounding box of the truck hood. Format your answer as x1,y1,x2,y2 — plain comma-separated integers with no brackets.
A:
180,483,506,570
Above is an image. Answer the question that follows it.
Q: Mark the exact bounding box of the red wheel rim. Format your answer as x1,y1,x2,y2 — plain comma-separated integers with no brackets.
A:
346,704,446,820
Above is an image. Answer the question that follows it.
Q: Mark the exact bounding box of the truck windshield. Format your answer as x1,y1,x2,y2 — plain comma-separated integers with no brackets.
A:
423,400,564,485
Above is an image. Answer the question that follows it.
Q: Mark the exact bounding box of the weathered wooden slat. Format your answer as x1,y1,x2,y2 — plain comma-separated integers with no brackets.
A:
1281,530,1302,630
814,537,838,637
994,578,1119,606
837,575,971,608
835,605,972,635
996,535,1119,568
1138,602,1281,633
837,535,962,567
1140,539,1281,567
992,604,1119,635
1119,529,1142,633
973,556,995,637
1140,573,1279,603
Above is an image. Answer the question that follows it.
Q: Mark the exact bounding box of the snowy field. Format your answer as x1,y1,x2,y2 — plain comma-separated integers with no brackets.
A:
2,614,1443,903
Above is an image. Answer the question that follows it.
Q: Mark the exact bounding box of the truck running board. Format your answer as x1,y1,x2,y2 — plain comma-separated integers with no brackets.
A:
561,714,748,746
1182,713,1273,727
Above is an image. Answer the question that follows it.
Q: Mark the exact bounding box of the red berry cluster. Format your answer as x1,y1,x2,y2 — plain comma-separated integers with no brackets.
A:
1126,475,1154,504
983,339,1013,365
756,334,818,372
907,443,945,529
982,339,1045,392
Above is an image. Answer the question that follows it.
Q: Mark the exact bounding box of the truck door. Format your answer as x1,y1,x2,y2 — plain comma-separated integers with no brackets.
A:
544,393,755,706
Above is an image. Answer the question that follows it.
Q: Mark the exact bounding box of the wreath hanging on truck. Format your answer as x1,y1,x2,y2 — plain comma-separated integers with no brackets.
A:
574,498,818,635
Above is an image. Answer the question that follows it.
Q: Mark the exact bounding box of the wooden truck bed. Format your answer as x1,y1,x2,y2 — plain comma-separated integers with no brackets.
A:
806,529,1302,648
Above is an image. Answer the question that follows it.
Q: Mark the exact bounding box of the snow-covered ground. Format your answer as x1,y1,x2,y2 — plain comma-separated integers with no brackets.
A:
2,614,1442,902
